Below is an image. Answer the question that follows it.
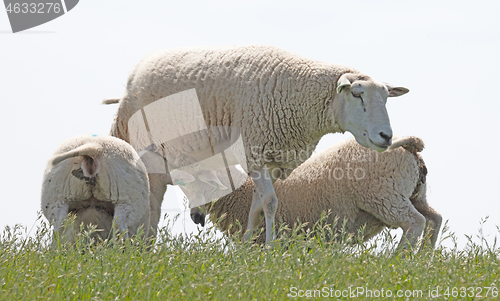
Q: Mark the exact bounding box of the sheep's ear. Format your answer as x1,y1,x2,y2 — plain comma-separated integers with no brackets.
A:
337,74,352,94
170,170,195,186
384,83,409,97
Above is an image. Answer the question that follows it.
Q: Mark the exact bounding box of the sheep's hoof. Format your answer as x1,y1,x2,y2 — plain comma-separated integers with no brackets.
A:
191,212,206,227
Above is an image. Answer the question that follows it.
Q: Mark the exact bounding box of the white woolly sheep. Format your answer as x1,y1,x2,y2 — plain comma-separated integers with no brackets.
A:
106,45,410,243
202,137,442,251
41,135,151,243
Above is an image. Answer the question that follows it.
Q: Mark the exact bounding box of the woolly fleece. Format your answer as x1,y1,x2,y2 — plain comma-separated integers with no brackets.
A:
206,137,442,250
41,135,151,242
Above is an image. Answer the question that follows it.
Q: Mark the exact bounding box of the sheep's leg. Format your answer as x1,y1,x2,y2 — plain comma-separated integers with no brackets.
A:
113,203,135,239
396,211,426,252
359,197,425,251
245,202,265,240
147,173,170,237
52,202,70,234
414,204,442,251
49,202,69,247
245,166,277,244
410,191,442,250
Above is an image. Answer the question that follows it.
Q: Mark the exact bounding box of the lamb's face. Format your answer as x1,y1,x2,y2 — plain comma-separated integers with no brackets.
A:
335,73,409,152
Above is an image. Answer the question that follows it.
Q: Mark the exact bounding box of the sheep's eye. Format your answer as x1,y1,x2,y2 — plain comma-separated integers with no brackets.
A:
351,91,363,98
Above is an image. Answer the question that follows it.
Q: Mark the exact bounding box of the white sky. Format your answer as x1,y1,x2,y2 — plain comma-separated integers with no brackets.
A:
1,0,499,249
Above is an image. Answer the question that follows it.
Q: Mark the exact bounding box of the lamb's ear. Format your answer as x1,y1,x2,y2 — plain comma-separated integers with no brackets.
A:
337,74,352,94
384,83,409,97
170,170,195,186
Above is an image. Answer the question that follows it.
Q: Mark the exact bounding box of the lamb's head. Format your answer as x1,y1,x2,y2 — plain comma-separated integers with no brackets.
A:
334,73,409,152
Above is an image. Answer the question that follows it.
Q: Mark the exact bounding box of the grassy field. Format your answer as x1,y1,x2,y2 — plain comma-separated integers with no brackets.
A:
1,214,498,300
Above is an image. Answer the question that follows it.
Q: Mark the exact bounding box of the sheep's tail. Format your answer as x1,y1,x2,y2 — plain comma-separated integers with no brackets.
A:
108,94,130,141
102,98,121,105
389,136,424,155
51,143,102,166
390,136,428,200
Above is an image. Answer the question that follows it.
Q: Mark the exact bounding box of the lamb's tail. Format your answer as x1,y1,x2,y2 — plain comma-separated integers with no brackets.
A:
102,98,121,105
390,136,428,199
389,136,424,155
51,143,103,166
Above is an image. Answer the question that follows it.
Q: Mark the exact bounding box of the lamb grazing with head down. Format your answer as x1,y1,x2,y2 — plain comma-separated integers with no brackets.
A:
41,135,151,243
201,137,442,251
105,45,410,243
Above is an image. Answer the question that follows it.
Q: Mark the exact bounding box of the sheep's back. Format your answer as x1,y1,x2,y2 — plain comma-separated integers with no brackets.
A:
116,45,357,170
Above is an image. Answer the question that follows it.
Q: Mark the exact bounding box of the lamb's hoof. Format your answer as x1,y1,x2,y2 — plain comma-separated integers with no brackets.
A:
191,212,206,227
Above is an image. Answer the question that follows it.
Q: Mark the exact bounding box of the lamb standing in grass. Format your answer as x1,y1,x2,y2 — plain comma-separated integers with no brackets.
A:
202,137,442,251
107,45,410,243
41,135,151,243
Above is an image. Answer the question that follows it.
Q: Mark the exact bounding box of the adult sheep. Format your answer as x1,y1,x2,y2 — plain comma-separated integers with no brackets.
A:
107,45,410,243
41,135,151,243
200,137,442,251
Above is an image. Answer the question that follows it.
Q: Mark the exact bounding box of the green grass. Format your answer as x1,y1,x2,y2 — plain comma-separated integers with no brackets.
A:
1,214,499,300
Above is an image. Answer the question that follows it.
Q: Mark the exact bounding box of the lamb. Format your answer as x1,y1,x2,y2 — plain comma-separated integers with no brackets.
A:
201,137,442,251
41,135,151,243
106,45,410,243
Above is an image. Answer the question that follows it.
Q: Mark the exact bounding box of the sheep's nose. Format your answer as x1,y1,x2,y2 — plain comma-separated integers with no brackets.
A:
379,132,392,146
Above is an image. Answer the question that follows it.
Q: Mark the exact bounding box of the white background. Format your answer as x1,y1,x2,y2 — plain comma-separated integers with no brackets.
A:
1,0,499,249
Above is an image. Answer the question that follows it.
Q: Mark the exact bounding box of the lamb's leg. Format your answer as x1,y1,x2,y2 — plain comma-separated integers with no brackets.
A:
396,210,426,252
245,166,277,244
359,197,425,252
410,191,442,250
49,202,69,247
113,203,133,239
52,202,70,234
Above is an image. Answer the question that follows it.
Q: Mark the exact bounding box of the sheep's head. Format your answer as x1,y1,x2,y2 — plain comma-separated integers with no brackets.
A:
334,73,408,152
